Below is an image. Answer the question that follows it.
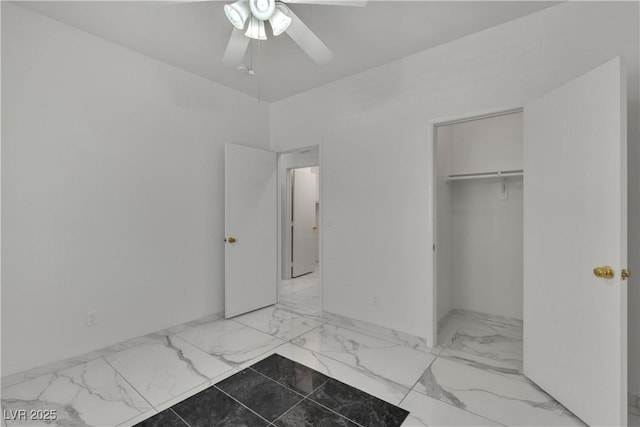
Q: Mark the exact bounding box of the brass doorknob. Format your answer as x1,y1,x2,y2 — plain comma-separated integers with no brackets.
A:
593,266,615,279
227,237,236,243
622,269,632,280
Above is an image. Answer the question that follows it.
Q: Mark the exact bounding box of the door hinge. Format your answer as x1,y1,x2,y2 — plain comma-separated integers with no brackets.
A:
433,244,436,251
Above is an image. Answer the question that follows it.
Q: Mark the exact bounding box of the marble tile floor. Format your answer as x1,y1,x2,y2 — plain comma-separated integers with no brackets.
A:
630,394,640,427
278,269,321,316
0,306,626,426
436,309,526,382
137,353,409,427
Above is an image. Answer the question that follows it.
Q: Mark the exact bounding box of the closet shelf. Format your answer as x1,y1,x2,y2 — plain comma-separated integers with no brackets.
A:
447,169,524,182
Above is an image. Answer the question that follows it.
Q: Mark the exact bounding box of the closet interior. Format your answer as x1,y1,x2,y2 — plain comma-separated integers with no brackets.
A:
435,111,524,347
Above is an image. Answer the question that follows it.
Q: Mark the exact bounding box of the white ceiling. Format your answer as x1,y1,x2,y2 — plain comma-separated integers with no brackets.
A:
15,1,560,102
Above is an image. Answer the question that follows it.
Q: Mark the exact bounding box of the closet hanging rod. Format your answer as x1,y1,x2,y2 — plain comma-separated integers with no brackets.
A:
447,169,524,181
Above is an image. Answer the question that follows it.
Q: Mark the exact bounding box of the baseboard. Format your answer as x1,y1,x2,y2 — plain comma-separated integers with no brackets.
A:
322,311,430,353
448,308,523,327
1,311,224,389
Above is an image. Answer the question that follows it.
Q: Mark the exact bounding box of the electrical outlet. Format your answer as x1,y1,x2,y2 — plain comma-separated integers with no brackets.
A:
372,295,379,307
87,310,96,327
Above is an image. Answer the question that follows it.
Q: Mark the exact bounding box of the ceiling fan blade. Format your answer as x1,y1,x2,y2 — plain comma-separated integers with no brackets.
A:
223,28,250,66
282,0,367,6
283,8,333,64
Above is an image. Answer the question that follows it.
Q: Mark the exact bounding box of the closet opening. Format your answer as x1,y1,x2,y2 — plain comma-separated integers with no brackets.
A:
433,109,525,375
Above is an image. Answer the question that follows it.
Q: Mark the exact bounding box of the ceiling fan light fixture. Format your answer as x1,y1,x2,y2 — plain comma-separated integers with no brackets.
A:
249,0,276,20
245,16,267,40
269,5,292,36
224,0,250,30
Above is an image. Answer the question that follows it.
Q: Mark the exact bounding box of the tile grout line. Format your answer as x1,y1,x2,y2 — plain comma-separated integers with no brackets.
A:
248,361,331,399
268,396,308,426
287,339,414,398
246,366,310,401
285,340,412,404
174,321,286,370
406,359,510,426
306,374,412,426
229,308,329,343
169,408,193,427
212,384,273,425
318,318,437,357
217,352,331,426
411,316,516,426
300,395,367,427
309,378,331,396
149,375,230,413
100,356,158,419
275,301,325,319
398,351,440,407
166,333,242,378
230,354,390,427
226,317,291,343
437,315,527,382
408,386,509,427
284,320,329,344
436,353,528,385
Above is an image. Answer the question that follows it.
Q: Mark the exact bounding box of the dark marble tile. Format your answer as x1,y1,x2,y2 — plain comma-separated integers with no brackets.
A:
135,409,188,427
250,353,329,395
171,386,267,427
216,368,304,422
309,379,409,427
273,399,359,427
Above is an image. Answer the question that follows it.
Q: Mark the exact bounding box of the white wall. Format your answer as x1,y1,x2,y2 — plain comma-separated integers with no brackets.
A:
269,1,639,351
1,3,270,375
452,179,523,319
451,113,523,175
435,126,453,322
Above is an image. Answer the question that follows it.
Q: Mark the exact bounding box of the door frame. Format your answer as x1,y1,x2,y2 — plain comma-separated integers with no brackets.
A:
427,106,523,347
276,145,322,311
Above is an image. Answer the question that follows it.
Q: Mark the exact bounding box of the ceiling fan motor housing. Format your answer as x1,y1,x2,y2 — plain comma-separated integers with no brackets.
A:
250,0,276,20
224,0,343,65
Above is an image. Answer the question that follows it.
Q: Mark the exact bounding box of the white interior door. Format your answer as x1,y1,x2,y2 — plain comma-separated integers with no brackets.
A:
523,57,627,426
292,168,317,277
225,143,277,318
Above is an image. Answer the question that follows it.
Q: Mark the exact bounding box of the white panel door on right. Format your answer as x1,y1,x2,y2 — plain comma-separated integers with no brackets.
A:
523,57,627,426
292,168,317,277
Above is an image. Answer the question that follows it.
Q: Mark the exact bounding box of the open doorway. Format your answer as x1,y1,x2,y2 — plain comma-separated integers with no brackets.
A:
278,148,321,315
288,167,319,278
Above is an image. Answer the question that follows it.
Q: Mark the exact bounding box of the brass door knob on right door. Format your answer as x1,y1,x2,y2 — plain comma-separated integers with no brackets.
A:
593,266,615,279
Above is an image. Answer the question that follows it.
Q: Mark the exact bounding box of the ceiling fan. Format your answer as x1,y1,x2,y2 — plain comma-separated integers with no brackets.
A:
221,0,367,66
